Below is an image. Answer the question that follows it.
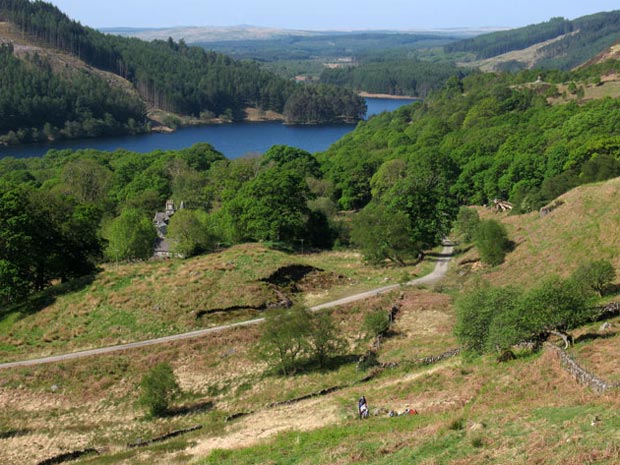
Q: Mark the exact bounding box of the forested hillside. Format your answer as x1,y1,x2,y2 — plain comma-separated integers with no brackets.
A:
0,44,147,143
0,0,365,144
319,65,620,213
320,59,467,97
445,11,620,70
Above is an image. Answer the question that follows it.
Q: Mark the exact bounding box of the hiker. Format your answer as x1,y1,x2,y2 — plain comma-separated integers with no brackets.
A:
358,395,368,419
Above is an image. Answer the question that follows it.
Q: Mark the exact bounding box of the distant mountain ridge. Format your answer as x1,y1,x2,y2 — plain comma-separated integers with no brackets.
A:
101,25,492,44
447,10,620,71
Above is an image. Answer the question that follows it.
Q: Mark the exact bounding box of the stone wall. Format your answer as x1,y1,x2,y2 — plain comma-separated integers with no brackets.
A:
544,342,619,394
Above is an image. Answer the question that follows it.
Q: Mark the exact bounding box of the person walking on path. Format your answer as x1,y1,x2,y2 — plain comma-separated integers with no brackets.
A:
358,395,368,419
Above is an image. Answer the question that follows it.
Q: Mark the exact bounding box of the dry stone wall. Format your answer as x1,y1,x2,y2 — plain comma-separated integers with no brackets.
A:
544,343,619,394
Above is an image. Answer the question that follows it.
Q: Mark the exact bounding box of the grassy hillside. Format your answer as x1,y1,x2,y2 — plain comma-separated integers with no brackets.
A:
447,11,620,71
453,177,620,288
0,243,434,362
1,180,619,465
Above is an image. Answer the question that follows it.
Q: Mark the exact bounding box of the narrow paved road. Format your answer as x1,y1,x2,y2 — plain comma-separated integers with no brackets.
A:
0,241,454,370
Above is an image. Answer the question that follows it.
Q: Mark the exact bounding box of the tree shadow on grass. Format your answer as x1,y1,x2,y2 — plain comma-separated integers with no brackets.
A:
0,274,96,323
574,332,618,344
0,429,31,439
166,400,214,417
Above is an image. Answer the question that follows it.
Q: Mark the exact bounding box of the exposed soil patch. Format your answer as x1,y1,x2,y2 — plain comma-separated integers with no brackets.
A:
261,264,349,293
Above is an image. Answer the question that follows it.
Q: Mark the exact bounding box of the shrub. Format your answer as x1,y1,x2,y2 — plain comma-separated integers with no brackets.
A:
257,306,311,376
307,311,347,368
362,309,391,339
453,207,480,242
455,282,521,353
474,219,510,266
571,259,616,296
139,363,180,417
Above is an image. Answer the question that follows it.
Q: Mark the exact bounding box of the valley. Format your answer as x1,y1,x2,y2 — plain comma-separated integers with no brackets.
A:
2,1,620,465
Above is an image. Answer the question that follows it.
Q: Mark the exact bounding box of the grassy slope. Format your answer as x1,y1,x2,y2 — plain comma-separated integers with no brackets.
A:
2,181,620,464
453,177,620,288
0,243,433,362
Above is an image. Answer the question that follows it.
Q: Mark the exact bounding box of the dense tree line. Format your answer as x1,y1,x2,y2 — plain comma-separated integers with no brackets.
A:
445,16,572,59
283,84,366,124
0,0,365,126
536,11,620,70
319,68,620,216
320,60,467,97
0,44,147,144
0,143,341,303
4,61,620,304
445,11,620,70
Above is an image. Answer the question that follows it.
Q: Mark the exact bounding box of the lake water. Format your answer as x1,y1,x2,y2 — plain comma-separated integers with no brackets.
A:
0,97,416,160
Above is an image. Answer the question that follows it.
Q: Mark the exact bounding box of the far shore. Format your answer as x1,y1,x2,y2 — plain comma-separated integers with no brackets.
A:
359,91,420,100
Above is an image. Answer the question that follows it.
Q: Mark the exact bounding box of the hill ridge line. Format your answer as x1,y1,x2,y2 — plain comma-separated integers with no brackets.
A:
0,242,453,370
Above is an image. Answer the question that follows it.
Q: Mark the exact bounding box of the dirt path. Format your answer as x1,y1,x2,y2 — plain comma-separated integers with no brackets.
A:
0,242,454,370
188,361,456,458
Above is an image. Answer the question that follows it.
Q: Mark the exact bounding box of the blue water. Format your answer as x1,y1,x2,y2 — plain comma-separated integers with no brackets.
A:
0,97,417,160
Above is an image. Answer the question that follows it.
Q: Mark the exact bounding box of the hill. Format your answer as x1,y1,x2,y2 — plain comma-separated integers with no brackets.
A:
446,11,620,71
0,0,365,145
453,177,620,289
1,180,619,464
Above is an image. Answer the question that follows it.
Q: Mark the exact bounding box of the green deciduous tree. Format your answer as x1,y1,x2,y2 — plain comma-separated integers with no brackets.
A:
362,308,391,340
225,168,310,243
103,208,157,261
257,306,311,376
475,219,510,266
351,202,417,266
307,311,347,368
167,209,213,258
139,362,180,417
454,207,480,243
571,260,616,296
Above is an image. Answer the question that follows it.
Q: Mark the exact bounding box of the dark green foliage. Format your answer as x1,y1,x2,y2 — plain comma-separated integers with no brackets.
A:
454,283,521,353
283,84,366,124
571,260,616,296
262,145,321,177
456,277,593,354
307,311,347,369
139,363,180,417
474,220,510,266
320,70,620,214
258,307,347,374
0,0,365,142
320,60,466,98
351,203,416,266
0,187,101,303
225,167,311,243
445,12,620,70
258,306,312,376
103,208,157,261
167,209,213,258
0,44,147,144
519,276,591,335
362,309,391,340
454,207,480,242
445,17,572,59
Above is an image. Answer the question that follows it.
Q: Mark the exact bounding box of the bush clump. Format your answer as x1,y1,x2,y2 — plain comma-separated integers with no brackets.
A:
474,219,511,266
139,362,180,417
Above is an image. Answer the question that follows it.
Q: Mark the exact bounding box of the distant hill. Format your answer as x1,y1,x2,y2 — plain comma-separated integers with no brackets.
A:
446,11,620,71
0,0,365,145
102,25,487,45
101,25,318,42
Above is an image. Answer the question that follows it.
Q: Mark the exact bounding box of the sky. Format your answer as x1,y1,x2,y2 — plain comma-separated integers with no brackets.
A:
48,1,620,30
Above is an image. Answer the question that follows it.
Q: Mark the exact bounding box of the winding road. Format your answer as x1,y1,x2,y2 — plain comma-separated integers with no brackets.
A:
0,241,454,370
